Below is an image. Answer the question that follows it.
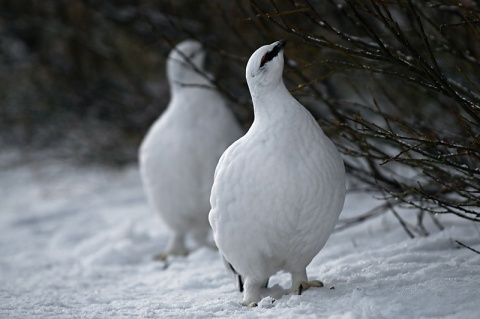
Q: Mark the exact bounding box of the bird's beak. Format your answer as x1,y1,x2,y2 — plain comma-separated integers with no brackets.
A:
277,40,287,50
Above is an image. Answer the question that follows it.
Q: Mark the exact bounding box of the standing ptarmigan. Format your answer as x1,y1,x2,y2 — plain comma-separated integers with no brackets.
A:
139,40,243,260
209,40,346,306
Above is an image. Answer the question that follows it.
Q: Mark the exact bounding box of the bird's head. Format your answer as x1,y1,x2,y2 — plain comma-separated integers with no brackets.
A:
167,40,207,89
246,40,287,96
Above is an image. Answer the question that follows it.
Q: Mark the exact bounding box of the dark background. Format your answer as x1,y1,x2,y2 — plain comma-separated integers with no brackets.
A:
1,0,479,226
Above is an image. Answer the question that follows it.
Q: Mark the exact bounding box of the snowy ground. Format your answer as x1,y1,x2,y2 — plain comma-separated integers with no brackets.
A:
1,151,479,319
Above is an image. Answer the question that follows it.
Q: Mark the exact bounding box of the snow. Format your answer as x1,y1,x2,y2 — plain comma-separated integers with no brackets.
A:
1,152,479,318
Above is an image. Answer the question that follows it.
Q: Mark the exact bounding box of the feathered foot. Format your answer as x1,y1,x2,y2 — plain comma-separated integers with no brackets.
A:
241,301,258,308
153,232,188,261
153,250,188,261
240,277,265,307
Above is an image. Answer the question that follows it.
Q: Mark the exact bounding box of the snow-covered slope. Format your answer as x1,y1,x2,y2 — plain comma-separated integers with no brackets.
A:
1,153,479,318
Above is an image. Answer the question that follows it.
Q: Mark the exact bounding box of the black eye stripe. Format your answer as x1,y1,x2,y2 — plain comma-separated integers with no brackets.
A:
189,49,201,59
259,42,284,68
260,49,276,67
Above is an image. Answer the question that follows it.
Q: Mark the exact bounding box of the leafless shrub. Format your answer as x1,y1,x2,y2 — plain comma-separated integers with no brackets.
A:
243,0,480,230
1,1,478,231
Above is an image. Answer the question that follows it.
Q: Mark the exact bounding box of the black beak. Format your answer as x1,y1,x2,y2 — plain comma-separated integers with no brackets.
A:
277,39,287,50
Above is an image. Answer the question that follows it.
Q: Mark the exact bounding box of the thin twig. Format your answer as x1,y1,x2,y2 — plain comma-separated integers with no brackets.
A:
455,240,480,254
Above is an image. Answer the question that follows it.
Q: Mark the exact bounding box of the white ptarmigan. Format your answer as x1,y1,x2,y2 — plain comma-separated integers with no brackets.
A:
139,40,243,260
209,40,346,306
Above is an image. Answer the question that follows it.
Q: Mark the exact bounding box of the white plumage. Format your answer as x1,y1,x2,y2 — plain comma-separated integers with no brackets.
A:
209,40,346,306
139,40,243,260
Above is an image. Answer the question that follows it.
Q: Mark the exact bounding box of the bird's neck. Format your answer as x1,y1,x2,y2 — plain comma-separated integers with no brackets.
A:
251,80,299,121
169,70,213,96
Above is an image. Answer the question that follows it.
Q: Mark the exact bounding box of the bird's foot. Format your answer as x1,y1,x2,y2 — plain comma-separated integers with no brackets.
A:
153,252,169,261
241,301,258,308
153,250,188,261
294,280,324,295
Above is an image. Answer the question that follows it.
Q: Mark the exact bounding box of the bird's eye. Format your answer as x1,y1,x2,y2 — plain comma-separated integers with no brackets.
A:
260,52,271,67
